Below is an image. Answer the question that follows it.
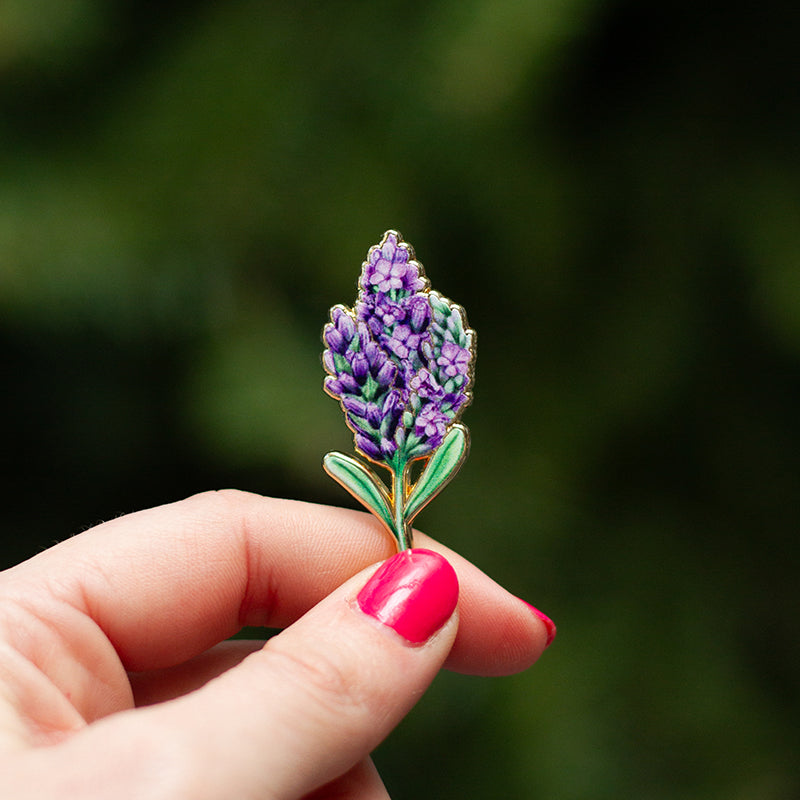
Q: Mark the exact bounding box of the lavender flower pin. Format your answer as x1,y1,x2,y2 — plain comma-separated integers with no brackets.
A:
322,230,476,551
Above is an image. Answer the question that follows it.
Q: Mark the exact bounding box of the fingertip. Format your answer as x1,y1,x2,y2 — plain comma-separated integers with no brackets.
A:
356,548,459,644
524,601,557,649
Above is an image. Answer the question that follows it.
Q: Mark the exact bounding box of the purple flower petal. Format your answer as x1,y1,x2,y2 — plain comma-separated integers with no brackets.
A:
324,376,343,396
376,360,397,386
338,373,359,393
351,353,369,382
437,341,472,378
355,433,381,460
342,396,367,416
335,310,356,340
323,324,345,353
363,340,381,368
408,295,431,332
387,332,410,360
414,404,448,448
379,391,404,438
366,402,383,427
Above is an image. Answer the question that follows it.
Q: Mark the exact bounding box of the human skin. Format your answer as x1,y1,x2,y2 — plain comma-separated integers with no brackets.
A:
0,490,553,799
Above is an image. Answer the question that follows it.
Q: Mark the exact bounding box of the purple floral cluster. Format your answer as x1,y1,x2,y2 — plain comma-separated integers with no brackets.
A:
323,231,475,465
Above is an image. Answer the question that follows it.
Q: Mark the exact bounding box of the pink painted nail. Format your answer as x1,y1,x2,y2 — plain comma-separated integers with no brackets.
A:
357,549,459,644
524,602,557,648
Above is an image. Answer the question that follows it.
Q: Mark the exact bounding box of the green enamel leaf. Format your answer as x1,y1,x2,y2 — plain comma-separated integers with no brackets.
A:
404,424,469,523
323,452,394,533
332,352,349,373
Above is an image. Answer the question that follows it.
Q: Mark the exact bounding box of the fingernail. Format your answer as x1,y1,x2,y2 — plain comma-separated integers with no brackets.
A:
357,548,459,644
524,601,557,648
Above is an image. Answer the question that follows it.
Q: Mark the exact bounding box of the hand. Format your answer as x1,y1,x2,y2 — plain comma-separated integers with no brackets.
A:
0,490,554,798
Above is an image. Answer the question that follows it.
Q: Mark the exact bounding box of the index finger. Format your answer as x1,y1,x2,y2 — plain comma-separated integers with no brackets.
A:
0,490,550,675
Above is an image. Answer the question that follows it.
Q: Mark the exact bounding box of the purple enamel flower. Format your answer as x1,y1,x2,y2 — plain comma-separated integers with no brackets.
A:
386,324,426,361
408,368,444,403
323,231,476,552
360,233,426,295
437,341,471,378
414,404,449,449
324,231,475,464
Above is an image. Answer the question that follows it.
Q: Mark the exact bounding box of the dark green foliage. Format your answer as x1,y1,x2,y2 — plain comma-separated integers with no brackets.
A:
1,1,798,797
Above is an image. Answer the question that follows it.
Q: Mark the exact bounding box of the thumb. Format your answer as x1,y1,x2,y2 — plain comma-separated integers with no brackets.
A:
33,549,459,799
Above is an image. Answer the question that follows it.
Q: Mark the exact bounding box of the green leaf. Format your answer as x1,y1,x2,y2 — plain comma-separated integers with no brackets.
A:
323,451,394,533
333,352,349,373
363,373,379,401
404,424,469,523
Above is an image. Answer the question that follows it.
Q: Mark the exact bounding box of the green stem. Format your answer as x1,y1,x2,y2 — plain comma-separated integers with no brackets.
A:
392,460,412,551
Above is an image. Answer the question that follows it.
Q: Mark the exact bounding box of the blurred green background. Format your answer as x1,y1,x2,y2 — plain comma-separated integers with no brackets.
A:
1,0,798,797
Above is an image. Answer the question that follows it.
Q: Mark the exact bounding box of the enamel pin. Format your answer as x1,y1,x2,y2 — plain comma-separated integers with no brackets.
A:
322,230,476,551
